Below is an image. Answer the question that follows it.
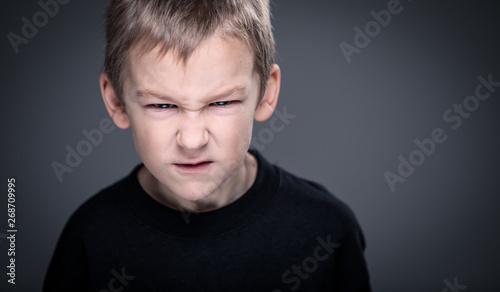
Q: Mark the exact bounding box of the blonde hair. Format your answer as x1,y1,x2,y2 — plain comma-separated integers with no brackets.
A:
103,0,275,105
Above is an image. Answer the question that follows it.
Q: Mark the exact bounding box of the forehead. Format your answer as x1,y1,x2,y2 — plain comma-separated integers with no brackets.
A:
124,35,257,101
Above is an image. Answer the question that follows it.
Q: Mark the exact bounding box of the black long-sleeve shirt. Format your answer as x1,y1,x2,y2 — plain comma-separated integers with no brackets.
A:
44,150,371,291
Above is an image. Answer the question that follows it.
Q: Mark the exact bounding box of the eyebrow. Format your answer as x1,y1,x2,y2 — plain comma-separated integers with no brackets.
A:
136,86,247,103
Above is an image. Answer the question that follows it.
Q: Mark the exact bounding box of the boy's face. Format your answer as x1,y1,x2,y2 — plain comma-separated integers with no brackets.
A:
101,35,280,204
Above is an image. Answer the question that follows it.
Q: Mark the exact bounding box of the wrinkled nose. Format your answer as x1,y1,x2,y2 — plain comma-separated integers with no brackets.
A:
176,118,209,150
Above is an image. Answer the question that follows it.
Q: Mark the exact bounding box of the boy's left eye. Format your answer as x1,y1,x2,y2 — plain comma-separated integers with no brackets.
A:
211,101,231,106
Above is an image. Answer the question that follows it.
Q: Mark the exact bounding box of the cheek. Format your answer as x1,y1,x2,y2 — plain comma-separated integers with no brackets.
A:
129,116,173,158
210,111,254,147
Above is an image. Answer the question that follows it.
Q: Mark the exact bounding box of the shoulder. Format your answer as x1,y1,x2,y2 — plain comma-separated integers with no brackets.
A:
62,168,137,237
277,166,352,212
272,165,363,234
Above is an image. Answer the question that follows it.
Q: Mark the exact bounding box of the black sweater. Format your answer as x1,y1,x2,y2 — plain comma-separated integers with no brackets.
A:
44,150,371,291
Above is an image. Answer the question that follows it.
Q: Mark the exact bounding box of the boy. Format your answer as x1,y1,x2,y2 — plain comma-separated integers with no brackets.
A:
44,0,371,291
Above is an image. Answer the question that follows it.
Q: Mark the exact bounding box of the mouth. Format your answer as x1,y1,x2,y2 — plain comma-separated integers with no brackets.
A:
174,161,213,172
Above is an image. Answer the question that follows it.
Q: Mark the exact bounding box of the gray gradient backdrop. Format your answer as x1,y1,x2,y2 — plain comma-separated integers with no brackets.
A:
1,0,499,291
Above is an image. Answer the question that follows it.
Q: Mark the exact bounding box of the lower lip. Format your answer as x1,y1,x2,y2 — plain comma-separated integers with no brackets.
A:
174,161,213,173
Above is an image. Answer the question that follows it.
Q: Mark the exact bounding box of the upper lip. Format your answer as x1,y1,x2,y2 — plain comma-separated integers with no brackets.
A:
174,161,212,165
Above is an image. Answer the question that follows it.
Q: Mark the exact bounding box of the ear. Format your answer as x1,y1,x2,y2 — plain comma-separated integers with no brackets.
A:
100,72,130,129
254,64,281,122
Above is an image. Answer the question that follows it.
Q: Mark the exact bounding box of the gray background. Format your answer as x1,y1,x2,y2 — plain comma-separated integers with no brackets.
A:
1,0,499,291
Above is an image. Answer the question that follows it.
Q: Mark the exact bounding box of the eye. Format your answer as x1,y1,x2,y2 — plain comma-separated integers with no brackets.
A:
152,104,176,109
211,101,231,106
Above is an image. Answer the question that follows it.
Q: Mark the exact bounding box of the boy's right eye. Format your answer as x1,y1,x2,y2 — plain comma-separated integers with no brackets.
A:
151,104,176,109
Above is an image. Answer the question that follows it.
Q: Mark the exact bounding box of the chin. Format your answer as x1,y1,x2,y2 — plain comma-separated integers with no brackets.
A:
174,183,220,202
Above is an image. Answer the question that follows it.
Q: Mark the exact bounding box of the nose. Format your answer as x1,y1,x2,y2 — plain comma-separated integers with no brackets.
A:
176,115,209,150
